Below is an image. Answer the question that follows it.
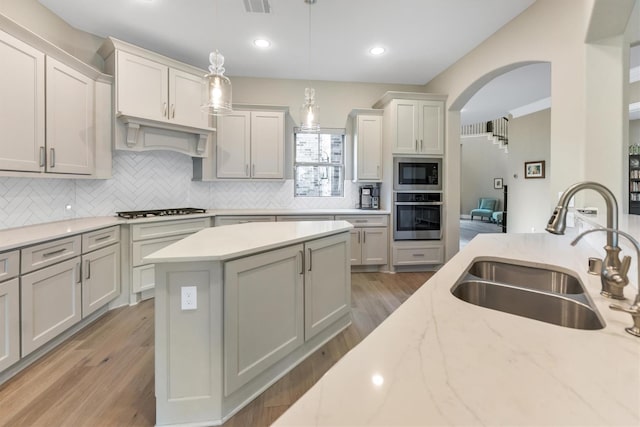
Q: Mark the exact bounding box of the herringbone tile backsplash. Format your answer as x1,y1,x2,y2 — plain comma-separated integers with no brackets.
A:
0,151,359,230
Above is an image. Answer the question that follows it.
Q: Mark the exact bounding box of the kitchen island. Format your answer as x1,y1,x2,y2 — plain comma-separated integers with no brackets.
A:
274,231,640,426
145,220,353,426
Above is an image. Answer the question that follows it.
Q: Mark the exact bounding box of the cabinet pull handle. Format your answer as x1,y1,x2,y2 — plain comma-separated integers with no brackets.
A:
412,253,425,257
377,165,380,176
420,139,424,151
85,259,91,279
95,235,110,242
163,102,168,117
355,219,367,223
252,164,255,176
171,104,175,118
50,148,55,168
39,146,45,167
308,248,313,271
363,231,366,244
415,139,418,150
357,231,361,244
75,262,81,283
43,248,66,258
299,250,304,275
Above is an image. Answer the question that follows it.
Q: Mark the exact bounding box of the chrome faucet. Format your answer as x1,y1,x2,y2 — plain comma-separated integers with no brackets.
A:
572,227,640,337
546,181,631,299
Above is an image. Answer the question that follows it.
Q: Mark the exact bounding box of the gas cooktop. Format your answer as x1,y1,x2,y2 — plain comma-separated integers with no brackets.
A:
116,208,206,219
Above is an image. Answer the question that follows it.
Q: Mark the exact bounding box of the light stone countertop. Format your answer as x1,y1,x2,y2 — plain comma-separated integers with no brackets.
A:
0,216,121,252
144,220,354,263
273,232,640,426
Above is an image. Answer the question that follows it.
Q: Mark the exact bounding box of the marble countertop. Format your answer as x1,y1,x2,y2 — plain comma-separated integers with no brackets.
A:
274,232,640,426
144,220,353,263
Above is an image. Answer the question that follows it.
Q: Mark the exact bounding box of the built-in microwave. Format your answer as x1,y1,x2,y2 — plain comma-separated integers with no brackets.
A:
393,157,442,191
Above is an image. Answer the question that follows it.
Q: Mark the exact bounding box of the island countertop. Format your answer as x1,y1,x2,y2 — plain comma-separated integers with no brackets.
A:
145,220,353,263
274,232,640,426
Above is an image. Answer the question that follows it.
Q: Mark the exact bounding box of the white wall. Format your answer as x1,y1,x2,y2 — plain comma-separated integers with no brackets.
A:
460,136,508,215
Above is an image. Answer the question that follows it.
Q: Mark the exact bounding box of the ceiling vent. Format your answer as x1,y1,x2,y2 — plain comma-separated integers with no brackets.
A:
243,0,271,13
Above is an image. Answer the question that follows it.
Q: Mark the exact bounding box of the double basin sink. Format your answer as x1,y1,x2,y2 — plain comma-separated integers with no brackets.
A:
451,258,605,330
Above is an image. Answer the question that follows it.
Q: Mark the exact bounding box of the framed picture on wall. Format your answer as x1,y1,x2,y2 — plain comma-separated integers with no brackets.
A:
524,160,545,179
494,178,503,189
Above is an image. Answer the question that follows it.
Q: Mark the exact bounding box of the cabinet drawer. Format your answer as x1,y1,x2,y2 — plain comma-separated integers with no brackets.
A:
131,217,209,241
214,216,276,226
21,235,82,274
82,226,120,253
276,215,335,221
335,215,388,227
132,234,190,266
0,250,19,282
392,245,443,266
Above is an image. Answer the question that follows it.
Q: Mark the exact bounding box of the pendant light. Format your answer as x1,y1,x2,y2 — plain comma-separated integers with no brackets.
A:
300,0,320,132
202,1,232,115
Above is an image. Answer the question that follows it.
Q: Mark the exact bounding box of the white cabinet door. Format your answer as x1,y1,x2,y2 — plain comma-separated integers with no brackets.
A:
21,257,82,356
216,111,251,178
116,50,168,121
0,278,19,372
361,227,388,265
169,68,208,129
224,244,304,395
355,114,383,181
348,229,362,265
418,101,444,155
304,233,350,341
0,29,45,172
46,57,95,175
82,243,120,318
250,111,284,179
392,100,419,154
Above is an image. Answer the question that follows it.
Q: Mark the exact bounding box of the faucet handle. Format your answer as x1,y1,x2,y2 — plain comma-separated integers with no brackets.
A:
609,296,640,337
620,255,632,277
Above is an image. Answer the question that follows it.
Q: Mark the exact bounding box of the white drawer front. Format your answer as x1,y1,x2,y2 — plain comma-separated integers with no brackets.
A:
131,217,209,241
82,226,120,253
0,250,19,282
335,215,388,227
393,245,443,266
132,264,155,293
214,216,276,226
21,235,82,274
132,234,191,266
276,215,335,222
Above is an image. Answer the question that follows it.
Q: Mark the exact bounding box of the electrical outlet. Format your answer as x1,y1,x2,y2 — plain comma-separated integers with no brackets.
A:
181,286,197,310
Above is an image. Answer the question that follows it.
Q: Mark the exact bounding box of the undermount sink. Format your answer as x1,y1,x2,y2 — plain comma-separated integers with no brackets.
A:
467,260,584,294
451,258,605,330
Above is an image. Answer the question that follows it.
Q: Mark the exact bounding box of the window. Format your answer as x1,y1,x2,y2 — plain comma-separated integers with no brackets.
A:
294,129,345,197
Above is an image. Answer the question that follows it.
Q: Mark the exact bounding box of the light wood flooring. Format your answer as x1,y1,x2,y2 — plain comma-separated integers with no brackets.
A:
459,217,502,248
0,271,433,427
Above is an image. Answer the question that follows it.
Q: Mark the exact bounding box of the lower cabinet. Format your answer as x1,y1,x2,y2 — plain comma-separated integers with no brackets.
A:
224,244,304,395
0,278,19,372
82,243,120,317
20,257,82,356
348,227,388,265
392,243,444,266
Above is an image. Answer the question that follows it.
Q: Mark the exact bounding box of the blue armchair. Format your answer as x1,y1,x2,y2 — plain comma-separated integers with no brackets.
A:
470,198,497,221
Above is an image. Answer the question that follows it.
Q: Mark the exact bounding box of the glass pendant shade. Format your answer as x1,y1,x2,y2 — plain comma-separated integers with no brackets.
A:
300,87,320,132
202,50,232,115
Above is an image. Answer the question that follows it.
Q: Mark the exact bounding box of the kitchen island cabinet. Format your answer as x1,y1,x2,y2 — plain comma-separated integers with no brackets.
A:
146,220,352,426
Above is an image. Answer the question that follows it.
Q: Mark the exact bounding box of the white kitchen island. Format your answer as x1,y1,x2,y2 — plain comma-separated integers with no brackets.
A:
145,221,353,427
274,231,640,426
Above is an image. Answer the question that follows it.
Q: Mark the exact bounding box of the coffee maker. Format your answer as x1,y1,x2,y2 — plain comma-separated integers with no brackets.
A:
359,184,380,210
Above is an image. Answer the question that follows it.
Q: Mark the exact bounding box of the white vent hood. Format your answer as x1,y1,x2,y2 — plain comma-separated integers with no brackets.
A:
98,37,214,158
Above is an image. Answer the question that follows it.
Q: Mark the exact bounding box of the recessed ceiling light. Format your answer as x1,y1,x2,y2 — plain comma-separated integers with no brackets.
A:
369,46,385,56
254,39,271,48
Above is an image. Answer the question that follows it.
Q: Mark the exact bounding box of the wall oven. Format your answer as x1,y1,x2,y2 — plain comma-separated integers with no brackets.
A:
394,192,442,240
393,157,442,191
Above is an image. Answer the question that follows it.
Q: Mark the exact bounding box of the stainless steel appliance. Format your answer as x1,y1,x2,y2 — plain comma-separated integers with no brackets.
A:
393,157,442,191
359,184,380,210
116,208,206,219
393,192,442,240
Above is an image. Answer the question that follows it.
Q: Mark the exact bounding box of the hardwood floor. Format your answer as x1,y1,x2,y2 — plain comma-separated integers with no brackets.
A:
0,271,433,427
459,217,502,248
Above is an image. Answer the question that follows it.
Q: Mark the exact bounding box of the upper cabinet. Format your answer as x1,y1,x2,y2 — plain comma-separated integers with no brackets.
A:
195,105,287,181
99,38,212,157
350,109,383,182
0,18,112,178
374,92,447,156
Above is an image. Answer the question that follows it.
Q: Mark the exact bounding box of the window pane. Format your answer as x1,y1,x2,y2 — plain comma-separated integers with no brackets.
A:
295,165,344,197
295,133,343,164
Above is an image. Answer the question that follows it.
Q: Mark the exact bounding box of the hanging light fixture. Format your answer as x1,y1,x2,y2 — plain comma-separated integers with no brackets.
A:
202,1,232,116
300,0,319,132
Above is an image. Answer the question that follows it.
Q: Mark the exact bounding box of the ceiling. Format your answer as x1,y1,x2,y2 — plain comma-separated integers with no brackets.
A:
37,0,639,124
